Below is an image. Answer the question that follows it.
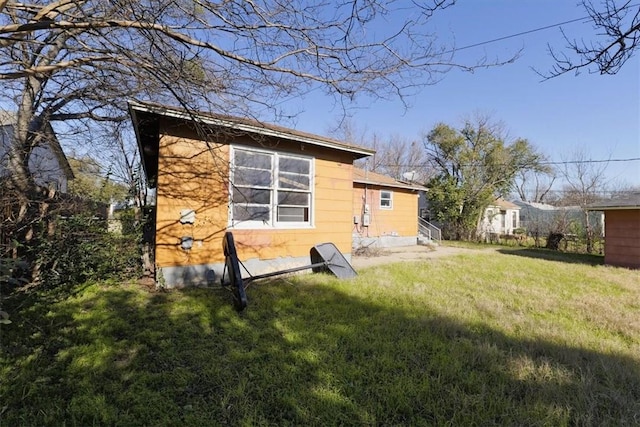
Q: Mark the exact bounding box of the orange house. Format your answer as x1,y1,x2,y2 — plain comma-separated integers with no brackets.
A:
352,168,426,249
129,101,374,287
588,193,640,269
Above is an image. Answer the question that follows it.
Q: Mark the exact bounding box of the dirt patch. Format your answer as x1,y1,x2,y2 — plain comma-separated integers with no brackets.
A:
351,244,494,269
137,276,159,292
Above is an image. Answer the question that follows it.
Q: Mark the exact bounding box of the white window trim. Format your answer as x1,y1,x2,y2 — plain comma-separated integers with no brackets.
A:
380,190,393,210
229,145,314,229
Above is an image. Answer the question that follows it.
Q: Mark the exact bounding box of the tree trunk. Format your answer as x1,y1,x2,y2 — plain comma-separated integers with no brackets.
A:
584,209,593,254
134,202,154,277
546,232,564,250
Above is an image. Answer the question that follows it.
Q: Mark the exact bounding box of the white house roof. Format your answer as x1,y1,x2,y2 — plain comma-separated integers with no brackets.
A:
488,198,520,210
512,200,581,211
0,110,74,180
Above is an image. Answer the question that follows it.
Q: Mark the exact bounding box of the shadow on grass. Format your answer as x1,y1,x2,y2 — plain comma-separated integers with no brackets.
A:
1,276,637,425
497,247,605,266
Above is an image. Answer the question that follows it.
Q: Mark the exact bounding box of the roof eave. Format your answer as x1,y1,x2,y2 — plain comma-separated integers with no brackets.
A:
587,205,640,211
45,123,74,180
128,103,150,185
128,100,375,159
353,178,425,191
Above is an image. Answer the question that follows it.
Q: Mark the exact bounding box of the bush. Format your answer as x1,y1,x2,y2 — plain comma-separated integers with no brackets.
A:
32,215,140,288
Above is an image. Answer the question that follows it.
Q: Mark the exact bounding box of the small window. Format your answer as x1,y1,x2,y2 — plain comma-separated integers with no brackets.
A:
512,211,517,228
380,190,393,209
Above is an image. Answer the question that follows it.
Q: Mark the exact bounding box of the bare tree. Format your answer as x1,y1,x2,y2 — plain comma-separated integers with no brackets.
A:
558,148,610,253
103,122,155,276
0,0,518,185
544,0,640,77
327,117,377,170
327,117,433,181
0,0,518,279
514,163,557,203
376,135,431,182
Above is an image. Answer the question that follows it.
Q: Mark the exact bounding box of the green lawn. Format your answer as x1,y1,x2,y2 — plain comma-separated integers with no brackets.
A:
2,249,639,426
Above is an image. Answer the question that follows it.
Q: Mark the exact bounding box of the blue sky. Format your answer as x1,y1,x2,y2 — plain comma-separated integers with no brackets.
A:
283,1,640,189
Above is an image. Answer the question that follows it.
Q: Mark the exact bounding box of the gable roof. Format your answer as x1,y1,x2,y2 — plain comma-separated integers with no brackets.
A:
488,198,520,210
353,167,427,191
128,101,376,186
0,111,74,180
511,199,582,212
587,192,640,210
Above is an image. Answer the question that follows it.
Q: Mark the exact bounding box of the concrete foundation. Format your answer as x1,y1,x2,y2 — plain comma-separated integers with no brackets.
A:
157,252,353,288
352,235,418,250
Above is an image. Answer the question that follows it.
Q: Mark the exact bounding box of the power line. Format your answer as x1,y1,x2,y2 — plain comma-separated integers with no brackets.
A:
271,3,640,114
540,157,640,165
443,2,640,54
444,17,589,55
377,157,640,168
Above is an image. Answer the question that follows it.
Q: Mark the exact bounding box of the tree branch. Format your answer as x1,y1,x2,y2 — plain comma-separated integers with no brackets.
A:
540,0,640,78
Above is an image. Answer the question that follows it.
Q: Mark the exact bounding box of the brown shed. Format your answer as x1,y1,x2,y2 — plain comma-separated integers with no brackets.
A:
588,192,640,269
129,101,374,287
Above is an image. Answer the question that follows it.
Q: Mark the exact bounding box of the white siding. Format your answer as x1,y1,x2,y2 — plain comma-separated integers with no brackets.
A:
480,206,520,236
0,123,69,192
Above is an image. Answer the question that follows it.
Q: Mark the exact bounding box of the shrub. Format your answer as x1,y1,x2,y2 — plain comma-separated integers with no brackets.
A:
32,215,140,289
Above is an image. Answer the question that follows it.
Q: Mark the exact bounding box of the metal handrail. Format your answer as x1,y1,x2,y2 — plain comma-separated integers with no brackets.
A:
418,217,441,243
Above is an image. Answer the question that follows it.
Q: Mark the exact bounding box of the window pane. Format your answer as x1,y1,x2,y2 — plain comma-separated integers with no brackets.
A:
279,174,310,190
233,188,271,204
233,205,270,222
278,207,309,222
278,191,309,206
235,150,271,170
279,157,309,174
231,148,312,226
234,168,272,187
380,190,392,208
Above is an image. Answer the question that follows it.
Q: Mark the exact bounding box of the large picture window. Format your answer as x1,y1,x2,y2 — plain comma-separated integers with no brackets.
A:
231,147,312,227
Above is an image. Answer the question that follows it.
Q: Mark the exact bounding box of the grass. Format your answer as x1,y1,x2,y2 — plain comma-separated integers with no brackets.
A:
1,249,639,426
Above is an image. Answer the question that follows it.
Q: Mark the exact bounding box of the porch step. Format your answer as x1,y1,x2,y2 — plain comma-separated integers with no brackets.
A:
418,234,438,246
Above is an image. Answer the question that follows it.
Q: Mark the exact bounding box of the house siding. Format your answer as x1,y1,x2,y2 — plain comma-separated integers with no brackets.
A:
1,124,70,192
152,119,357,286
604,209,640,269
480,205,520,239
352,184,419,247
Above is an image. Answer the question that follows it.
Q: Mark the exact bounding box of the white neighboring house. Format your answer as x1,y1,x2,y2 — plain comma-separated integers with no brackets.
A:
0,111,74,192
479,198,521,238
